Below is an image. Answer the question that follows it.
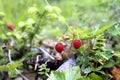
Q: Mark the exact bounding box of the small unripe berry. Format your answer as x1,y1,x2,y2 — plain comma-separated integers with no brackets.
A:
7,24,14,31
73,40,82,49
55,43,64,53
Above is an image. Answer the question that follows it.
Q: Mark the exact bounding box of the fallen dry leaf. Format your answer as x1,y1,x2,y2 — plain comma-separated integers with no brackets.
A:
112,66,120,80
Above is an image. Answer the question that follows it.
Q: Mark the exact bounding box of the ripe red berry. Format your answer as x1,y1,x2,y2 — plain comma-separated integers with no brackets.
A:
55,43,64,53
73,40,82,49
7,24,14,31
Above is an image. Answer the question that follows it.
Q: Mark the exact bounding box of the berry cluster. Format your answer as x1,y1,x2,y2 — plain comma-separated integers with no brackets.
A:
55,39,82,53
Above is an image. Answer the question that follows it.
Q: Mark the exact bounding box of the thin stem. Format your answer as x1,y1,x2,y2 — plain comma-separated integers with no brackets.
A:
8,50,12,62
15,69,29,80
29,11,46,50
34,55,41,70
8,50,29,80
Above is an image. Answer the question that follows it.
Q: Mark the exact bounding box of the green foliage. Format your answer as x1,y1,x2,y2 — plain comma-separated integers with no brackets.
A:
49,66,106,80
81,23,116,40
0,60,22,71
0,1,66,78
0,0,120,79
0,59,23,78
8,70,20,78
88,73,102,80
38,64,50,77
50,71,65,80
0,0,44,24
114,53,120,58
75,26,114,79
23,52,35,60
0,0,65,50
0,0,65,61
0,58,8,65
49,66,82,80
103,59,115,68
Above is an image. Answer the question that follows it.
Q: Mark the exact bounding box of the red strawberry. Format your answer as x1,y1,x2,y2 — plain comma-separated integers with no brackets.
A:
7,24,14,31
73,40,82,49
55,43,64,53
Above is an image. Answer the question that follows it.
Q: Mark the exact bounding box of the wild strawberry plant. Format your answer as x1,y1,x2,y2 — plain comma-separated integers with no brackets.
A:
0,0,120,80
0,2,65,78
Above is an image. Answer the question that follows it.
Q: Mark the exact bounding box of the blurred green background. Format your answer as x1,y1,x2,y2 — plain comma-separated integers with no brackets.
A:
0,0,120,25
0,0,120,38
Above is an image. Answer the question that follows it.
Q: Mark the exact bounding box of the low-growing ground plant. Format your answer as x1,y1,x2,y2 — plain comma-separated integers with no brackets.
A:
0,0,120,80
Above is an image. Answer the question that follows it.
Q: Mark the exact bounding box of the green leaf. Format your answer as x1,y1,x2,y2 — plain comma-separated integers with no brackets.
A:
64,66,81,80
77,77,91,80
88,73,102,80
81,23,116,40
0,58,8,65
50,71,65,80
24,52,35,60
92,66,103,71
49,66,81,80
94,23,116,37
82,67,91,74
38,64,50,76
8,70,20,78
79,46,85,52
0,60,23,71
103,59,115,68
114,53,120,58
0,53,5,57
